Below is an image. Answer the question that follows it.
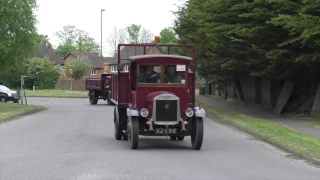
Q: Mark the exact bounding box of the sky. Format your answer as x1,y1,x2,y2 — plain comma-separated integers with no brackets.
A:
35,0,186,56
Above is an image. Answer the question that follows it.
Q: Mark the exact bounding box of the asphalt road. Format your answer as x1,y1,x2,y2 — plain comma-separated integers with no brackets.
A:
0,97,319,180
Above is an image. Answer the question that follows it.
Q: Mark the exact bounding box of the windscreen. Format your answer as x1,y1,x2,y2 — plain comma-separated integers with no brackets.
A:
138,64,187,84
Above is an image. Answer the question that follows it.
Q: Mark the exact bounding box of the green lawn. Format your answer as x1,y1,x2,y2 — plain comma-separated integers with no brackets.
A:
24,89,88,98
0,103,45,123
197,99,320,159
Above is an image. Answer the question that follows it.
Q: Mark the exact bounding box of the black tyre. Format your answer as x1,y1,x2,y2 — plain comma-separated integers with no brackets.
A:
89,91,98,105
107,93,112,105
0,97,6,103
122,133,128,140
127,116,139,149
114,107,122,140
177,136,184,141
191,117,204,150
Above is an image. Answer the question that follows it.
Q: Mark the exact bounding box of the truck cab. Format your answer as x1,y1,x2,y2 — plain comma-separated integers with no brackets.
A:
111,40,206,150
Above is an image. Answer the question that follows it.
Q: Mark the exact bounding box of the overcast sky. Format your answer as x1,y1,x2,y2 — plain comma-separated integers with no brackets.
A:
35,0,186,56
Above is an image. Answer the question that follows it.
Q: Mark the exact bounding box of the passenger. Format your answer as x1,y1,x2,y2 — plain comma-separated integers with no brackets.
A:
164,65,183,83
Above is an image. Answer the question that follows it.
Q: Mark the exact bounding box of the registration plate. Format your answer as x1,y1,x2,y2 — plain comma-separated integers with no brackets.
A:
155,128,178,134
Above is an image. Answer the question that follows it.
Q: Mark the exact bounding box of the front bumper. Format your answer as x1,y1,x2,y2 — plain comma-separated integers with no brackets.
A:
140,128,191,136
7,96,19,101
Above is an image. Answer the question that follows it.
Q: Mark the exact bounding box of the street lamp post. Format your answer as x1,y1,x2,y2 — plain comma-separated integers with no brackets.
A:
101,9,105,56
20,76,27,105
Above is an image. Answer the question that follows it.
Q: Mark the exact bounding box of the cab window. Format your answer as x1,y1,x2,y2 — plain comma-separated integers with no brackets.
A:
138,64,161,83
164,64,186,84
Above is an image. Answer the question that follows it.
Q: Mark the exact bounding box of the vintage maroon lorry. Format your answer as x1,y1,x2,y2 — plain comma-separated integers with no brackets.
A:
111,36,206,150
85,74,112,105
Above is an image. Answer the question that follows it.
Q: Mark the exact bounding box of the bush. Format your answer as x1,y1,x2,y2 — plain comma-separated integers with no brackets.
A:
25,57,61,89
64,56,92,80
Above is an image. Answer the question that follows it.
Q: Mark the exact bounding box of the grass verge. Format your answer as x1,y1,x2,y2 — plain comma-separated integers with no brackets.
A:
197,99,320,159
0,103,45,123
24,89,88,98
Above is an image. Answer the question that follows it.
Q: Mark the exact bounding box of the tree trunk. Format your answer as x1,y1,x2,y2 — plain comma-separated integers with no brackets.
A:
308,65,316,115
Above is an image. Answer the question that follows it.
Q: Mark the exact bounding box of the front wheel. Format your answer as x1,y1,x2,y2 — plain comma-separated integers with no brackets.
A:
127,116,139,149
191,117,204,150
170,136,176,140
89,91,98,105
0,97,6,103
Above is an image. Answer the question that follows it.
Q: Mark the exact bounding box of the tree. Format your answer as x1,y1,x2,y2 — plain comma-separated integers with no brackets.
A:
64,56,92,80
0,0,39,71
173,0,314,82
106,27,128,56
76,29,100,52
0,62,27,89
126,24,154,43
139,28,154,43
126,24,141,43
160,27,177,44
56,43,76,57
55,25,100,56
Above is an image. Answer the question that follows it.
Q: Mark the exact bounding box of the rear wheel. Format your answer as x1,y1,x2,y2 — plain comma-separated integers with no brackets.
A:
127,116,139,149
177,136,184,141
122,133,128,140
89,91,98,105
114,107,122,140
191,117,204,150
107,92,112,105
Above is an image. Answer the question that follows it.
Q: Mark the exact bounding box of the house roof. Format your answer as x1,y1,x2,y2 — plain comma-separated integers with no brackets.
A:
33,43,64,65
105,56,117,64
64,52,107,68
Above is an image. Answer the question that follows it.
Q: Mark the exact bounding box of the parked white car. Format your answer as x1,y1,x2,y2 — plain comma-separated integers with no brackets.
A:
0,85,19,103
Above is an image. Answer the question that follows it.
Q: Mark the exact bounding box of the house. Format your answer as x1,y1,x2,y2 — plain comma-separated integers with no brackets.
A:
60,52,107,80
33,42,64,65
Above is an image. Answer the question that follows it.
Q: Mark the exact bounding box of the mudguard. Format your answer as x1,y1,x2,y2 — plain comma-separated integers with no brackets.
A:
114,106,119,123
127,108,139,117
194,107,206,118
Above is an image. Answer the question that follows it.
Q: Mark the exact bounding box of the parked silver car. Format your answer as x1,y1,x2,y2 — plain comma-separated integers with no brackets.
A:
0,85,19,103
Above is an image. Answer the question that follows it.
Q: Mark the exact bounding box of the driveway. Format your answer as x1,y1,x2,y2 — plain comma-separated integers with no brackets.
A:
0,97,319,180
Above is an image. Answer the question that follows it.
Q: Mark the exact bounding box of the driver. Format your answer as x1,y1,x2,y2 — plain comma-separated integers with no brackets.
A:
164,65,182,83
139,65,159,83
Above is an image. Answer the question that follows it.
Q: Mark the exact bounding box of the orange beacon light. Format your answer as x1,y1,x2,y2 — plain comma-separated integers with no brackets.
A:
154,35,160,42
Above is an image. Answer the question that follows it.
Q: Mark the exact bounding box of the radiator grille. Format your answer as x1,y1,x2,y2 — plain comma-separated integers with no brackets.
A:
155,100,178,121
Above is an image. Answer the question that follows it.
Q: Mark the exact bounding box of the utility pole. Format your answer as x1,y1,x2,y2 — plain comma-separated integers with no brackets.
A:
101,9,105,56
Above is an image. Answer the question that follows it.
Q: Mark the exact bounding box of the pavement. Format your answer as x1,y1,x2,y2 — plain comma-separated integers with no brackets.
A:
197,95,320,138
0,97,320,180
